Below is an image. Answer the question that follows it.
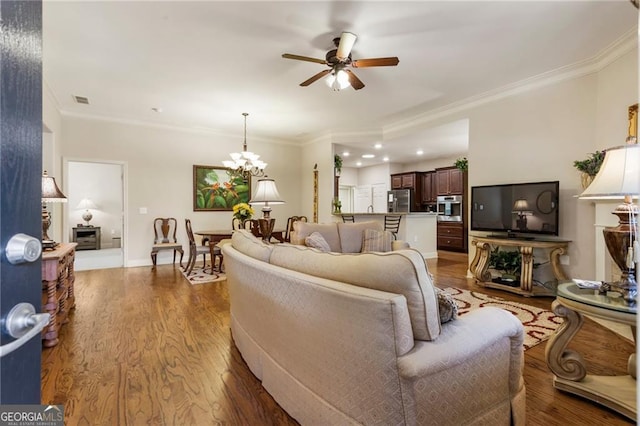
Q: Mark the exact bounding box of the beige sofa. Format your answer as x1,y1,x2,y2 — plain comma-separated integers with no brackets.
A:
290,220,409,252
223,230,526,425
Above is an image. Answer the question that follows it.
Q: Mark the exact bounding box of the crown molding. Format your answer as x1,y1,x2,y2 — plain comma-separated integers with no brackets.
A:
383,28,638,138
59,110,298,147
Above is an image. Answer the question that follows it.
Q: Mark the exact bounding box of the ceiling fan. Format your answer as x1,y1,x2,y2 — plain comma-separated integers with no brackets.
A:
282,32,399,91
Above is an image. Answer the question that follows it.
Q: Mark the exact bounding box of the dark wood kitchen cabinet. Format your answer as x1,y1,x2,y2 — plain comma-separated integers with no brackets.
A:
390,172,423,211
437,222,466,252
421,171,437,204
436,167,464,195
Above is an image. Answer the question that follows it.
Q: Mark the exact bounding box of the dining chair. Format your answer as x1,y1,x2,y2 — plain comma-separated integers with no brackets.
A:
185,219,219,275
384,215,402,239
151,217,184,269
285,215,308,242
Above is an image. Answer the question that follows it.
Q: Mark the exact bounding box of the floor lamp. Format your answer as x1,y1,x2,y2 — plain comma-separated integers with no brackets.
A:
250,177,284,242
42,171,68,249
579,142,639,303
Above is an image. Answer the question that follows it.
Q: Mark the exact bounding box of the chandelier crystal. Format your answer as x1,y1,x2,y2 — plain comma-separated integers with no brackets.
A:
223,112,267,178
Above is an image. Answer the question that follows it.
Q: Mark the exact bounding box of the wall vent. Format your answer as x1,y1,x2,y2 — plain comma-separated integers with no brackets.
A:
73,95,89,105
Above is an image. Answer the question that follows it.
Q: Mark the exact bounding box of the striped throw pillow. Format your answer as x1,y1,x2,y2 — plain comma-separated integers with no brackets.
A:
305,231,331,252
361,229,394,253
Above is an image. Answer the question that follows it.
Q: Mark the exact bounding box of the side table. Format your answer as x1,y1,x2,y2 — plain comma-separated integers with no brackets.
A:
545,282,636,420
41,242,77,347
72,226,101,250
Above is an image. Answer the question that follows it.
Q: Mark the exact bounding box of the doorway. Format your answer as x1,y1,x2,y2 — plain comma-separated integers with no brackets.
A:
65,160,126,270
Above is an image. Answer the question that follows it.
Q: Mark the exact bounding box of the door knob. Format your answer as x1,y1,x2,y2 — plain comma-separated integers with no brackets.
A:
0,303,50,357
6,233,42,264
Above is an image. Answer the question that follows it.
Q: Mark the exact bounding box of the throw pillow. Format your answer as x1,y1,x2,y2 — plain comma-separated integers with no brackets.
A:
435,287,458,323
305,232,331,252
361,229,394,253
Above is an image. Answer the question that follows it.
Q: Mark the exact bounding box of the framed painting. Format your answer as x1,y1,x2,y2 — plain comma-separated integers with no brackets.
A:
193,165,251,211
629,103,638,139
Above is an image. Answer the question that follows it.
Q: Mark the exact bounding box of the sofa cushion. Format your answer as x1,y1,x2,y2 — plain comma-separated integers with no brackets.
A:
362,229,394,253
292,222,342,252
231,230,274,263
305,232,331,252
269,244,441,341
337,221,383,253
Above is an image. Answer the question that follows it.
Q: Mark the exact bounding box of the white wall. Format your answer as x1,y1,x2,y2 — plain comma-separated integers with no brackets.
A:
42,85,65,243
59,116,302,266
402,155,461,172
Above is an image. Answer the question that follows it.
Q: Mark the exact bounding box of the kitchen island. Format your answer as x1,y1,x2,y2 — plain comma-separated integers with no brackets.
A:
334,212,438,258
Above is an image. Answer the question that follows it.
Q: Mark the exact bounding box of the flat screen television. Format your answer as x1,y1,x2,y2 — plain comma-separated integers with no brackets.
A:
470,181,559,237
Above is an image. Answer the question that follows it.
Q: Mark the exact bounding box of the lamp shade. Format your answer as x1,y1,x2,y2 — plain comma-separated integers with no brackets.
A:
76,198,97,210
42,171,67,202
512,199,530,211
579,144,640,199
250,178,285,205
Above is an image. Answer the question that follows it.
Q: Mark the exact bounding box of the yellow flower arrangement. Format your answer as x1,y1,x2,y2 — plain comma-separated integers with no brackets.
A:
232,202,254,221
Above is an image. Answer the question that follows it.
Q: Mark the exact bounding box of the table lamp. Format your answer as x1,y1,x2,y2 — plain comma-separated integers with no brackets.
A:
77,198,98,226
249,177,284,242
42,171,67,248
579,141,639,303
512,198,532,231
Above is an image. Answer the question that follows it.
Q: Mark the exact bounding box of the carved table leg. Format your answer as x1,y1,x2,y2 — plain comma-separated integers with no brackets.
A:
42,278,59,347
550,246,569,281
519,246,534,293
470,240,492,283
545,299,586,381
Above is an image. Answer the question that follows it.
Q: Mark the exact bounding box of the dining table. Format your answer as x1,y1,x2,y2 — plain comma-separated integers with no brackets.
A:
195,229,286,246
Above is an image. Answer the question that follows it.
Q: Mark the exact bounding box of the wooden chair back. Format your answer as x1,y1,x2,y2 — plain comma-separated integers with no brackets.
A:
285,216,308,242
185,218,197,246
153,217,178,244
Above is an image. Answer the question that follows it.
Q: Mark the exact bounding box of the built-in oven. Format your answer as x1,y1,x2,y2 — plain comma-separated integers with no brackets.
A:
437,195,463,222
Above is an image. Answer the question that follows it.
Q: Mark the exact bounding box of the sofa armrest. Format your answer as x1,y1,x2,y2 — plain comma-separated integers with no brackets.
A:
397,307,525,425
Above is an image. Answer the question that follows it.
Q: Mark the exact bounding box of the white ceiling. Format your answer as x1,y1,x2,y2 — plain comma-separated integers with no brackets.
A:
43,1,638,168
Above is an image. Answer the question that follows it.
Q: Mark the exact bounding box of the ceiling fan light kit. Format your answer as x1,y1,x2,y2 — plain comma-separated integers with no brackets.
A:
282,31,399,91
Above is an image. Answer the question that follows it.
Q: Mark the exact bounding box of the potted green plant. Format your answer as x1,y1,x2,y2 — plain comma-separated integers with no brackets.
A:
454,157,468,172
573,150,605,188
488,248,522,283
334,154,343,176
332,197,342,214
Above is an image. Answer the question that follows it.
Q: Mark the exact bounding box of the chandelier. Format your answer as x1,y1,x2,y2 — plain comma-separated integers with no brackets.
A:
223,112,267,178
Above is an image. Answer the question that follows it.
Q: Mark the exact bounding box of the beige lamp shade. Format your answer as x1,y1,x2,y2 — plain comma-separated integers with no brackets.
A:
42,171,67,202
250,178,285,205
512,199,530,212
578,144,640,200
76,198,98,210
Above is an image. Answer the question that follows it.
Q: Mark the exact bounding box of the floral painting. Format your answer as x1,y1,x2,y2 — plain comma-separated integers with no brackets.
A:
193,165,251,211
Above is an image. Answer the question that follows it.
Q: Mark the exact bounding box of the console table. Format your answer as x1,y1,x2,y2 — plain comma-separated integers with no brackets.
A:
41,243,77,347
72,226,101,250
545,282,636,420
469,236,570,297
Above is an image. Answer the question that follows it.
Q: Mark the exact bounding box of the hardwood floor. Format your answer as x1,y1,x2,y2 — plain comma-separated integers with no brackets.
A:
41,252,635,425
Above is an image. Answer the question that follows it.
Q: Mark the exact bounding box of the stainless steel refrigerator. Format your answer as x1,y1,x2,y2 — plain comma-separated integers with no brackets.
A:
387,189,410,213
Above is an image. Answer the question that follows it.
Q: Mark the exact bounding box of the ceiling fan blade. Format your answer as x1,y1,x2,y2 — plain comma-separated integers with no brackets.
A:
300,69,331,86
345,70,365,90
282,53,327,65
351,57,400,68
336,32,357,60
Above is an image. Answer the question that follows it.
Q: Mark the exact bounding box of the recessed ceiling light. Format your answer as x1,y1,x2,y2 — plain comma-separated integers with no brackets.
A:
362,154,375,159
374,143,382,149
342,151,350,157
416,150,424,155
151,107,163,113
356,161,362,167
383,156,389,162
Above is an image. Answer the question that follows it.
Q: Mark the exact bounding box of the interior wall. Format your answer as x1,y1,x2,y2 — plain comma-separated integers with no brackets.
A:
42,85,64,243
403,154,461,172
59,116,302,266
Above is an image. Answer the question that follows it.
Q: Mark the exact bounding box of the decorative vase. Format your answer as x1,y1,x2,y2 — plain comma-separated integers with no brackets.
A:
580,173,594,189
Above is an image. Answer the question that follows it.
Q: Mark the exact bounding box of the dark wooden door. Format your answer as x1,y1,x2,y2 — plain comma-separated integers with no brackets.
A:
0,0,44,403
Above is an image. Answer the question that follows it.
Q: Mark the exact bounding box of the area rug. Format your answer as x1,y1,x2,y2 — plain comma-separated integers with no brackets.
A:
443,287,562,350
180,265,226,285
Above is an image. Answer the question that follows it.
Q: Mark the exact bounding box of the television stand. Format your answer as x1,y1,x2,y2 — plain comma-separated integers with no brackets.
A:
469,236,571,297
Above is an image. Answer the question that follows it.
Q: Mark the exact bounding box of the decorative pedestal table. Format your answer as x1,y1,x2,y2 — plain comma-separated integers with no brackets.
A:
545,282,636,421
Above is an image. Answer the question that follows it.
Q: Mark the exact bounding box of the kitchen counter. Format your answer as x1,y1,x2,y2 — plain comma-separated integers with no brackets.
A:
333,212,438,258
